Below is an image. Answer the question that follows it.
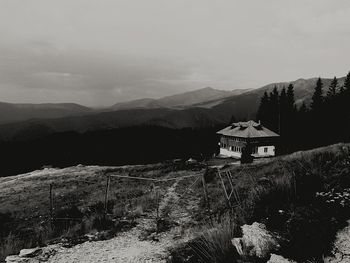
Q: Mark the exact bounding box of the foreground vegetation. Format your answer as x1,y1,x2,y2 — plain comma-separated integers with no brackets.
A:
1,143,349,262
0,161,204,261
170,143,350,262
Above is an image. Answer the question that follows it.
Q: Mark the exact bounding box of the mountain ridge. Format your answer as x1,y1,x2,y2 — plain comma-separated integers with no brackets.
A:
109,87,251,110
0,75,345,141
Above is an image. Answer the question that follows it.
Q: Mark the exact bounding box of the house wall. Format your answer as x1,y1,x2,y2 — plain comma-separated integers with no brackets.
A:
256,145,275,157
219,135,277,158
219,147,242,158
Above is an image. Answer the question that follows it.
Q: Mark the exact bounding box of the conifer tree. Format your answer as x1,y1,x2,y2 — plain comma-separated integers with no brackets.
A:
279,87,287,108
287,84,295,109
327,77,338,98
257,91,269,125
278,87,287,135
343,71,350,92
286,83,296,120
229,115,237,124
311,77,324,112
299,102,307,114
269,86,280,132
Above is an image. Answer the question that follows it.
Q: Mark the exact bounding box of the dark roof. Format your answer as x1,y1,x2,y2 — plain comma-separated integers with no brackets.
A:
217,120,279,138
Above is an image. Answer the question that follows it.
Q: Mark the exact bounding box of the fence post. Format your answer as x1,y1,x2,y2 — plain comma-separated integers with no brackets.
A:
201,174,210,212
155,186,160,233
104,175,111,216
49,184,54,229
218,170,233,209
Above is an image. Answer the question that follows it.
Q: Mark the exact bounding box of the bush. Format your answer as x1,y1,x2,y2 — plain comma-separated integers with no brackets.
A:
282,206,339,261
188,216,239,263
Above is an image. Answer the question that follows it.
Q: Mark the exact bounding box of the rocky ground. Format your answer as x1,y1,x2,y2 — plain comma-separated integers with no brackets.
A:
325,220,350,263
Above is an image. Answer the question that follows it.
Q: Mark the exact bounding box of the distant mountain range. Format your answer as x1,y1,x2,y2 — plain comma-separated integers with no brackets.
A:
0,102,92,124
109,87,251,110
0,76,344,141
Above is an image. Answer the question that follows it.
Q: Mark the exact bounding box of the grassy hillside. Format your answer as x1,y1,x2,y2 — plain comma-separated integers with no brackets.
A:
176,143,350,262
0,126,220,177
1,143,350,262
0,161,205,261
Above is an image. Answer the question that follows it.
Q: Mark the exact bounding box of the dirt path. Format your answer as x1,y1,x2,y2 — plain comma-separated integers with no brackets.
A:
44,178,199,263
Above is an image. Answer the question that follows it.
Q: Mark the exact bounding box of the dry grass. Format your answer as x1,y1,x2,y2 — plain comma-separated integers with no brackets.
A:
189,215,238,263
191,143,350,262
0,161,205,261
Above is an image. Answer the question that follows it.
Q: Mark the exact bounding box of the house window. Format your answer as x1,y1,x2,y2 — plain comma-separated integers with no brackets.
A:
264,147,268,153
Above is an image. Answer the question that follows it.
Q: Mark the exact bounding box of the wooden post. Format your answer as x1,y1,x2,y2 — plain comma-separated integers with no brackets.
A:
49,184,54,229
104,175,111,215
155,186,160,233
201,174,210,212
218,170,232,208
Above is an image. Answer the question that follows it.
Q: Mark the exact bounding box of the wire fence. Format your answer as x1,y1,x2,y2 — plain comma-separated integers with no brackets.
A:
46,171,211,233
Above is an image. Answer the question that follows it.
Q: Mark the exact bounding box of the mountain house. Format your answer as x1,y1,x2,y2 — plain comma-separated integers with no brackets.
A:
217,120,279,158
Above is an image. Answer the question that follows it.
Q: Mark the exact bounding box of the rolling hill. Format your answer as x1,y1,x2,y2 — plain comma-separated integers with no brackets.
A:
0,102,92,124
198,76,345,120
0,76,344,142
109,87,251,110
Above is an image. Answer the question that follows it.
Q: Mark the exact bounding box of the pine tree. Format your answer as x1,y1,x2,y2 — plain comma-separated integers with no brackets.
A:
287,84,295,108
229,115,237,124
257,91,269,124
280,87,287,108
269,86,280,132
286,83,296,118
311,77,324,112
279,87,287,135
299,102,307,114
343,71,350,93
327,77,338,98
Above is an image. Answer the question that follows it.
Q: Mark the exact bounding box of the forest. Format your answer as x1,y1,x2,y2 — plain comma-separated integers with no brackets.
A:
256,72,350,153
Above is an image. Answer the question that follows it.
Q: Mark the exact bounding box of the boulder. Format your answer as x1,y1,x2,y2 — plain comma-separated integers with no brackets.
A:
325,219,350,263
5,255,29,263
5,245,58,263
267,254,296,263
231,222,280,258
19,248,42,258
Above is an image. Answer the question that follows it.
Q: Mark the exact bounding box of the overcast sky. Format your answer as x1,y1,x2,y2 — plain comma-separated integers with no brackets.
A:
0,0,349,107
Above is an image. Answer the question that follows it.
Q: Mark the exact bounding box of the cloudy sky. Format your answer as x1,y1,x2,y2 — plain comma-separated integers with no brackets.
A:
0,0,349,107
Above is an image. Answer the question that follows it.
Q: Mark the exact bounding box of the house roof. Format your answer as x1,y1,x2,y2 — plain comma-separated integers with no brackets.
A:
217,120,280,138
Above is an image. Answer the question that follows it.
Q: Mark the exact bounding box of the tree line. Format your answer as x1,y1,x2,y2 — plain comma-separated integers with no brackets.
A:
257,72,350,153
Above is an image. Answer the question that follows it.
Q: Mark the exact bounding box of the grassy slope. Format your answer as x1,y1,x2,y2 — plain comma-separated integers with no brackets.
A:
0,161,205,261
180,143,350,262
1,143,350,262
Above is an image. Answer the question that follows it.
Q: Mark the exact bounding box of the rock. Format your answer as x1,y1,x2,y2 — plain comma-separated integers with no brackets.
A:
5,255,29,263
19,248,42,258
38,245,58,261
232,222,280,258
5,245,59,263
325,219,350,263
267,254,296,263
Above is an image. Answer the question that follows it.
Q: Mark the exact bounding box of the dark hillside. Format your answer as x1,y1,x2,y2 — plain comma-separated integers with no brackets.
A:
0,126,221,177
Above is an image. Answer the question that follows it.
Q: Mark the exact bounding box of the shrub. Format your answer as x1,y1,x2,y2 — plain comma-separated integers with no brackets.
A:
282,206,339,261
188,216,239,263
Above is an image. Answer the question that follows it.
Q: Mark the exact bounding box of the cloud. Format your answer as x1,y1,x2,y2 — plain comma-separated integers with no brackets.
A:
0,0,349,106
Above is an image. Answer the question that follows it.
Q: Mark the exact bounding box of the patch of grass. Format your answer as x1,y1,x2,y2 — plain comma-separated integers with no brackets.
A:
189,217,238,263
0,161,204,259
194,143,350,262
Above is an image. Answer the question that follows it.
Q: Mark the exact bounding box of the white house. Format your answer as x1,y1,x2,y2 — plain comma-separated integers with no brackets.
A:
217,120,279,158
